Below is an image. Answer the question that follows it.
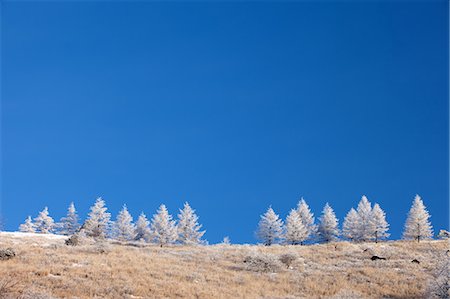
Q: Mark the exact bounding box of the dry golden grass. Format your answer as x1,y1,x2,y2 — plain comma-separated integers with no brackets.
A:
0,232,447,299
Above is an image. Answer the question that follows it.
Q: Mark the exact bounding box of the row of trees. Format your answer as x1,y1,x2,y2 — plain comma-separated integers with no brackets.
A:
18,194,436,245
256,195,433,245
19,198,206,246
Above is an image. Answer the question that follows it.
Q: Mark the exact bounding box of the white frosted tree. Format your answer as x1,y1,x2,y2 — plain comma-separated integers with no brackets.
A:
84,197,111,238
284,209,308,245
114,205,135,241
34,207,55,234
135,212,151,242
371,203,389,243
59,202,80,235
296,198,317,242
437,230,450,239
19,216,35,233
177,202,205,245
317,203,340,243
355,195,375,241
150,204,178,247
222,236,231,245
256,207,283,246
343,208,360,241
403,195,433,242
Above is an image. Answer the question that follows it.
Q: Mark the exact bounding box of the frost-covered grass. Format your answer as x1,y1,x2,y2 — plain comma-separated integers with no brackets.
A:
0,232,447,298
0,232,67,249
0,232,67,239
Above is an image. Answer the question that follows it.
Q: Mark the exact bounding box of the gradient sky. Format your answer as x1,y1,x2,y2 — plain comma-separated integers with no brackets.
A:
1,1,448,243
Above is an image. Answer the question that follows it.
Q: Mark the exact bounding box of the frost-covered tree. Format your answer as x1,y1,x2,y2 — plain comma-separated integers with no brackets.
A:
135,212,151,242
343,208,359,241
256,207,283,246
177,202,205,245
355,195,375,241
19,216,35,233
59,202,80,235
34,207,55,234
296,198,317,242
284,209,308,245
317,203,339,243
150,204,178,247
403,195,433,242
371,203,389,243
437,230,450,239
113,205,135,241
84,197,111,238
222,236,231,245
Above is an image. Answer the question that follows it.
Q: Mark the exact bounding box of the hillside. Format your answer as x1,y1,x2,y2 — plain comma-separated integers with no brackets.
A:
0,232,448,299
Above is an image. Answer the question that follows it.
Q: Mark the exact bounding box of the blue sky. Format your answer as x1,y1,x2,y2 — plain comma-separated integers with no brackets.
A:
1,1,448,243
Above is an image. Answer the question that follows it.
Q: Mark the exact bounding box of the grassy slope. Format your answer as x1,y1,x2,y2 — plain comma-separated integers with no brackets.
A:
0,232,447,299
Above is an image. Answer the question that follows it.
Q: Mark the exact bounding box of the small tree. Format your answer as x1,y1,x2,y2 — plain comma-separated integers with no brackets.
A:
177,202,205,245
317,203,340,243
284,209,308,245
256,207,283,246
296,198,317,242
84,197,111,238
343,208,359,241
355,195,375,241
59,202,81,235
114,205,135,241
403,194,433,242
135,212,151,242
437,230,450,239
34,207,55,234
222,236,231,245
371,203,389,243
19,216,36,233
150,204,178,247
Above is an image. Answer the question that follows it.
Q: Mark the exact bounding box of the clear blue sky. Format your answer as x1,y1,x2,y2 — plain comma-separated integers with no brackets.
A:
1,1,448,243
